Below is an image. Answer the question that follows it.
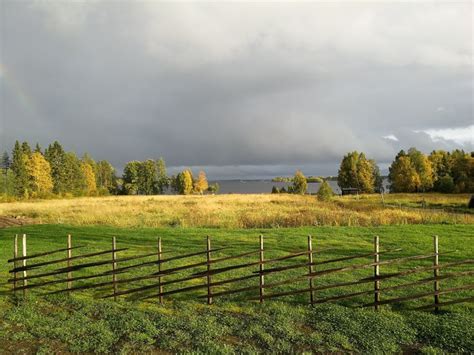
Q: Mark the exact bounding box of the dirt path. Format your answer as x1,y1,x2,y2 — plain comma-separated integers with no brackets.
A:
0,216,35,228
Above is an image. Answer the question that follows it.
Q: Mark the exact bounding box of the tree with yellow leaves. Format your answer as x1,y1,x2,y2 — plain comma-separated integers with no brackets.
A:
81,161,97,195
193,170,209,194
26,152,53,196
389,154,421,192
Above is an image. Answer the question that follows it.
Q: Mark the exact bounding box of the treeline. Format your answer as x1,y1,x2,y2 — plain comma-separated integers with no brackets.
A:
1,141,116,198
0,141,218,199
272,176,323,183
337,148,474,193
122,162,218,195
389,148,473,193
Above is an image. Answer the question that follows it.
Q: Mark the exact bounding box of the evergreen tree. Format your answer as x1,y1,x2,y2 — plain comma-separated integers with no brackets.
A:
26,152,53,196
63,152,87,195
291,170,307,195
193,171,208,194
45,141,67,194
21,142,32,157
1,152,10,171
11,141,29,197
34,143,42,154
317,180,334,201
0,151,14,195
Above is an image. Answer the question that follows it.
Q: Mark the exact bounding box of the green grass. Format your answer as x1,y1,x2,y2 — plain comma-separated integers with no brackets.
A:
0,224,473,353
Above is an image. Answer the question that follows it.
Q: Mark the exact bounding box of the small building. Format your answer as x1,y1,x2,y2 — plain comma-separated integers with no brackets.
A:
341,187,360,196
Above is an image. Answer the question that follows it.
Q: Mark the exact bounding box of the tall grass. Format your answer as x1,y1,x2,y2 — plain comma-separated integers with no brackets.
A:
0,193,472,228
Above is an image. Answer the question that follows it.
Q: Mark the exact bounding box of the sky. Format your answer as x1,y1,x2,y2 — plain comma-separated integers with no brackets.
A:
0,1,472,179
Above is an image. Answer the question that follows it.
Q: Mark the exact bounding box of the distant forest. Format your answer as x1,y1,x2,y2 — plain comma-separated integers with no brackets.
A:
0,140,473,199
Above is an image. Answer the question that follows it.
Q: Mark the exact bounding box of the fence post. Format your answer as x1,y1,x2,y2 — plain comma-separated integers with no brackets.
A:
22,234,27,297
433,235,440,312
206,236,213,305
112,236,118,301
67,234,72,290
259,235,265,303
308,235,315,305
13,234,18,294
158,237,163,304
374,236,380,311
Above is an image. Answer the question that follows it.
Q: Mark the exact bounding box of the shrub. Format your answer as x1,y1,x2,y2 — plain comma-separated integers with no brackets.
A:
317,180,334,201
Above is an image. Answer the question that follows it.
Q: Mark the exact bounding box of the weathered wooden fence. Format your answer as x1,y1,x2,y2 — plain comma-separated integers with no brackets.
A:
6,234,474,311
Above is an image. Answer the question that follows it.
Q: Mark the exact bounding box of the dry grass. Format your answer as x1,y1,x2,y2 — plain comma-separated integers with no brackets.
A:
0,193,472,228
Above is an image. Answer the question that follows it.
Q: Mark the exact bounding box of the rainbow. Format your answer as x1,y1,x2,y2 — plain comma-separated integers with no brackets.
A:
0,62,37,116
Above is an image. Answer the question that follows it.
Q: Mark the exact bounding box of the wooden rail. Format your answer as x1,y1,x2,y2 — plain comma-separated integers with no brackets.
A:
5,234,473,311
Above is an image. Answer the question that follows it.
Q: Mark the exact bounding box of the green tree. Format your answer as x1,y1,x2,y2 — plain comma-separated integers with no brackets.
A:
291,170,307,195
123,161,141,195
450,150,473,193
337,151,359,190
95,160,116,194
45,141,67,194
436,175,455,193
155,157,169,194
34,143,42,154
11,141,29,197
207,183,220,194
63,152,87,195
21,142,32,157
0,151,14,196
138,160,157,195
317,180,334,201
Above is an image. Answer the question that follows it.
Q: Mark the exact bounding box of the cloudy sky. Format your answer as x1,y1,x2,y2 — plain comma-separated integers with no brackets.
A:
0,1,472,179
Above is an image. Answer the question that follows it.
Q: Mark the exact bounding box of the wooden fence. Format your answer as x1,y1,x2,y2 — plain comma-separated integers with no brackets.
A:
6,234,474,311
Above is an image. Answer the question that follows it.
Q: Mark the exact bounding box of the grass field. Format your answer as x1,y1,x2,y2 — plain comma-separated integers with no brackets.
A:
1,222,473,353
0,193,472,228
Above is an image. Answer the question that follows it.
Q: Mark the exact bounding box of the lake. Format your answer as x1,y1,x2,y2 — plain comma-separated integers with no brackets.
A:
207,178,390,194
209,180,340,194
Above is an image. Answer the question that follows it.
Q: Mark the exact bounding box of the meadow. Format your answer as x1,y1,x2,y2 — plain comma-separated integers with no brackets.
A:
0,193,472,228
0,194,473,353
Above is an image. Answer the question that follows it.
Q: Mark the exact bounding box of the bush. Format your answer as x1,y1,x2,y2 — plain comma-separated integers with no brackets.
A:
435,175,455,193
317,180,334,201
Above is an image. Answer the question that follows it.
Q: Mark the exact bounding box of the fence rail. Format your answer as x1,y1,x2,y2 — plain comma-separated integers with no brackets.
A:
5,234,474,311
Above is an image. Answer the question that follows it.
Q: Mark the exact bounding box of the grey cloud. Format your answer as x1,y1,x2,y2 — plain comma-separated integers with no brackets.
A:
0,1,472,178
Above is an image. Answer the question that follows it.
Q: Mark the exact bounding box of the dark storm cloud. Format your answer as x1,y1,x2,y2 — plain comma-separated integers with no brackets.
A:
0,1,472,178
